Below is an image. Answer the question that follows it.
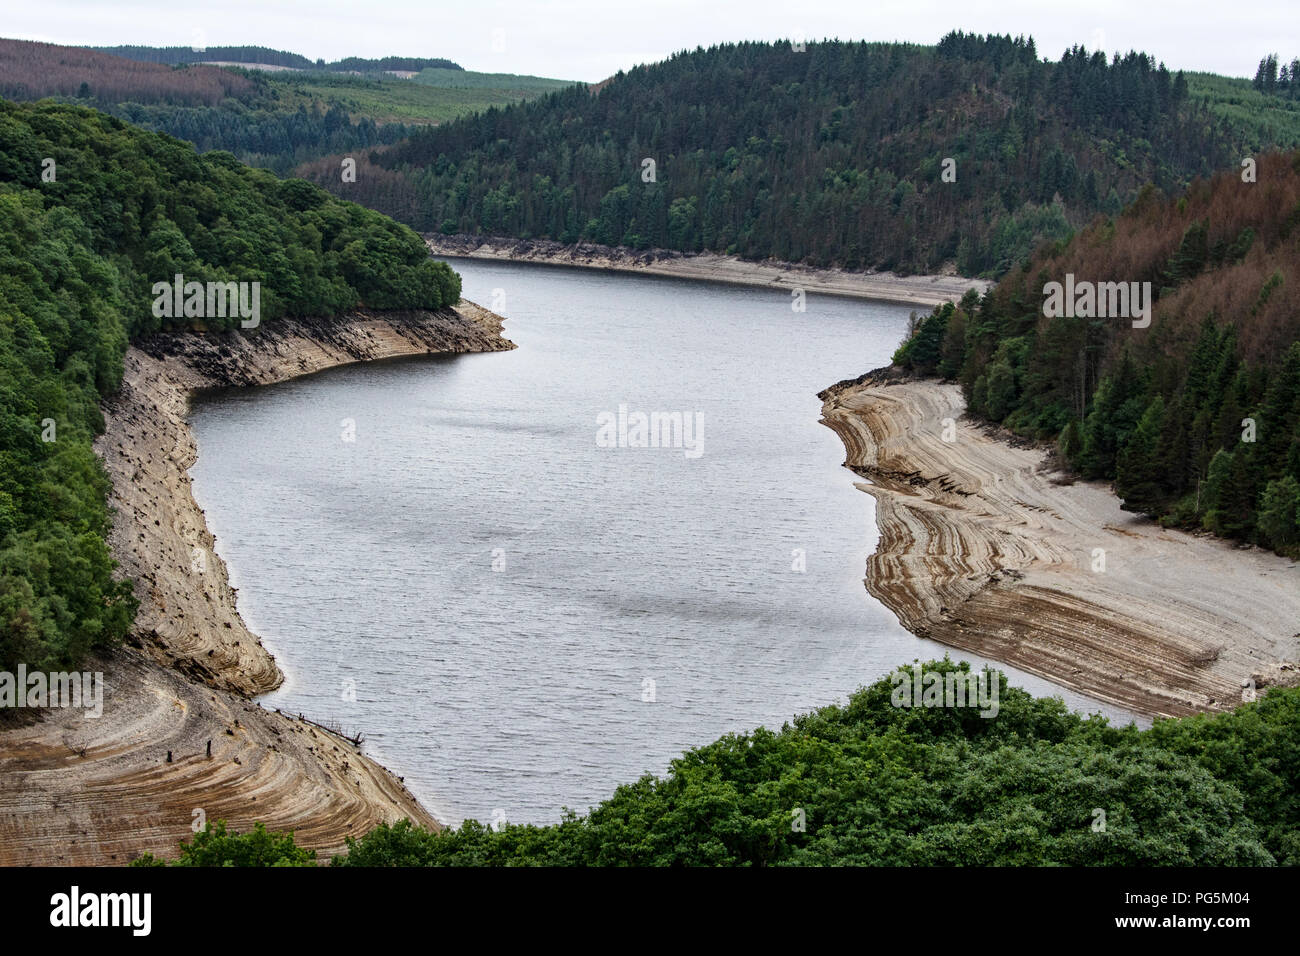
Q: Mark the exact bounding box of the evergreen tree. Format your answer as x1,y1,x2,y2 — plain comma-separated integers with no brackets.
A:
1257,475,1300,554
1117,395,1168,513
1078,353,1145,478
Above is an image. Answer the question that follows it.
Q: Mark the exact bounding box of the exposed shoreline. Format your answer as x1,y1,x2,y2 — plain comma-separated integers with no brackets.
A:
0,302,513,865
819,372,1300,720
426,234,993,308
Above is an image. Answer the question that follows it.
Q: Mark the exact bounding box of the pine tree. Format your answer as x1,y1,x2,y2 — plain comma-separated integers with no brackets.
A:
1058,419,1083,463
1155,396,1193,498
1204,448,1258,539
938,306,967,379
1258,475,1300,554
1117,395,1167,514
1256,342,1300,478
1164,218,1209,286
1078,352,1145,478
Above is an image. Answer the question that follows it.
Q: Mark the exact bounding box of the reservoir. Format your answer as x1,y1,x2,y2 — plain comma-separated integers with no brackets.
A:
188,258,1137,826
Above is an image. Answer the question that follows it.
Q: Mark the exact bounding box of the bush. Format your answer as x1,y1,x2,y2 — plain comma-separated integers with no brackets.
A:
131,821,316,867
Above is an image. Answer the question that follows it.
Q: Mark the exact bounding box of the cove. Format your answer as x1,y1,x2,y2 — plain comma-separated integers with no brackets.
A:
188,258,1137,826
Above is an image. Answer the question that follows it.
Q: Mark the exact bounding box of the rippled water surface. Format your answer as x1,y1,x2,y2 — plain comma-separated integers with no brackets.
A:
188,259,1135,825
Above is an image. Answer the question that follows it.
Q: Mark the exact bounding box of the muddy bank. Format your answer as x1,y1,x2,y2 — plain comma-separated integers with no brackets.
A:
426,234,992,308
819,374,1300,719
0,302,513,865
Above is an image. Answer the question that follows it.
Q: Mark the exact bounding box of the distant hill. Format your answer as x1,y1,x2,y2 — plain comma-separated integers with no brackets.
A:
0,38,256,106
411,68,572,92
90,45,462,73
276,70,576,126
319,34,1300,277
0,38,572,174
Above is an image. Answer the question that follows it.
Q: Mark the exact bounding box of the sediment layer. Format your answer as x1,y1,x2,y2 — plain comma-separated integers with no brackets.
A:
819,374,1300,719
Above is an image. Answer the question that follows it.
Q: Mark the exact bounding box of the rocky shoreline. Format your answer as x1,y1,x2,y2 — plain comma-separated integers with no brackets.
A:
426,234,992,307
0,302,513,865
819,373,1300,720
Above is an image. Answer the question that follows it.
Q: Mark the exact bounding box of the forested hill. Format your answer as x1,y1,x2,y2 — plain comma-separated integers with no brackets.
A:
318,33,1297,275
0,39,570,175
0,39,257,106
0,39,416,174
894,150,1300,556
0,101,460,675
90,45,463,73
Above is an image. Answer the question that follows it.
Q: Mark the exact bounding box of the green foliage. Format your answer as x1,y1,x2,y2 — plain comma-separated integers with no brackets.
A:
308,34,1299,277
0,100,461,672
411,68,572,93
1257,474,1300,555
328,659,1298,867
266,74,563,131
1058,418,1083,461
108,98,416,177
893,303,950,371
1251,54,1300,102
1144,687,1300,864
0,190,137,670
1115,395,1167,514
1164,219,1209,286
1187,72,1300,152
131,821,316,866
1203,448,1255,538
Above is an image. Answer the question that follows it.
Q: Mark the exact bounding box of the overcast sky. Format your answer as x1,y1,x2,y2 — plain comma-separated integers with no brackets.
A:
7,0,1295,82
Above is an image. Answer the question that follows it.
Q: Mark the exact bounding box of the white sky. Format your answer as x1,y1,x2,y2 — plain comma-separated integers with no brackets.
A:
6,0,1297,83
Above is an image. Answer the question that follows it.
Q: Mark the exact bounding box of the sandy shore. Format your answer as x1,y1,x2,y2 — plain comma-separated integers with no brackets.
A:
820,373,1300,719
0,302,513,865
426,234,992,308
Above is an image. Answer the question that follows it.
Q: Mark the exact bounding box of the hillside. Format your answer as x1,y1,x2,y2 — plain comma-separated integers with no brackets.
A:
0,39,574,174
0,38,256,105
310,33,1300,276
273,69,575,126
90,45,462,74
0,99,461,675
894,150,1300,555
1188,72,1300,149
411,67,572,93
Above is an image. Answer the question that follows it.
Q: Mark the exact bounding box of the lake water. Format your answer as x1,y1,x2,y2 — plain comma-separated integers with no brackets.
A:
188,259,1137,826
